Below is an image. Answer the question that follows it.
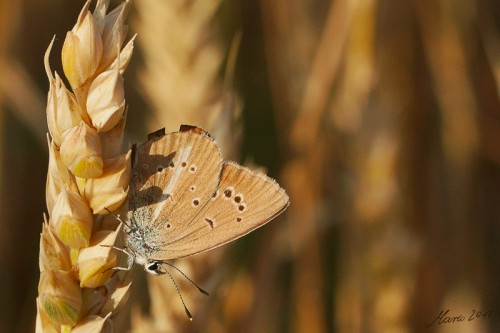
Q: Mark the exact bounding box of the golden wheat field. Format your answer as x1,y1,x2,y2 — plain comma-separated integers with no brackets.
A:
0,0,499,332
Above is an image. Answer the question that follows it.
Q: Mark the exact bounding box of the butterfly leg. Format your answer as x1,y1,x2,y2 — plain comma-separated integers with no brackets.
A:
100,245,135,272
111,254,135,272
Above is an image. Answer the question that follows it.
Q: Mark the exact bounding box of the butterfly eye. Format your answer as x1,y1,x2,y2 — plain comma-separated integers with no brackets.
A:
146,261,163,275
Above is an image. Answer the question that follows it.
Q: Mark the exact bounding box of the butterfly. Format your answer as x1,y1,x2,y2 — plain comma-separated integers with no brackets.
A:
114,125,289,280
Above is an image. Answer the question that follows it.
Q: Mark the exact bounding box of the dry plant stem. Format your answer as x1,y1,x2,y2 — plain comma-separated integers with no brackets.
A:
478,9,500,98
477,11,500,166
331,1,421,331
416,0,478,166
289,0,350,151
260,1,333,332
37,0,134,331
271,1,353,332
0,1,9,329
0,59,46,143
132,0,241,331
263,0,414,332
414,0,482,328
260,0,320,141
0,0,46,144
0,1,48,330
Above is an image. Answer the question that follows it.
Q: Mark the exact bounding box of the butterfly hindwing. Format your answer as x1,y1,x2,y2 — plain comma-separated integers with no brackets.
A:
155,161,290,259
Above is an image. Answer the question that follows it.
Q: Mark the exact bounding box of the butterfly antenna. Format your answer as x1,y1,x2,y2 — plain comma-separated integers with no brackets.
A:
163,266,193,321
162,261,210,296
104,207,133,230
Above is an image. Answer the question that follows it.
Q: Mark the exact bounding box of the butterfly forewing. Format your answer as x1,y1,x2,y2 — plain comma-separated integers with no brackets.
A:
128,131,223,239
155,161,290,259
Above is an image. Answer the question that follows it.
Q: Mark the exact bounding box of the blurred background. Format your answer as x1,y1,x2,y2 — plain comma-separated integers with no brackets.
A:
1,0,500,332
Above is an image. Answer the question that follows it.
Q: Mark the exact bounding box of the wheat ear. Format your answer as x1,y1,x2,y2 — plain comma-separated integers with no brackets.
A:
36,1,135,331
131,0,241,331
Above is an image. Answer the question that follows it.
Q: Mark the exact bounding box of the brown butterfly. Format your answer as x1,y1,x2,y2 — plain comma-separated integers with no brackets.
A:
114,125,289,281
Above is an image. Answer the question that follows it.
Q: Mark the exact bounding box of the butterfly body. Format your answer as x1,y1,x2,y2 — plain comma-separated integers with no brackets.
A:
124,222,162,266
123,126,289,274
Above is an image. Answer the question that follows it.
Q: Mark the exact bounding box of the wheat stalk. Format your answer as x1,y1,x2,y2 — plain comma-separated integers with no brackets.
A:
132,0,241,331
36,1,135,331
